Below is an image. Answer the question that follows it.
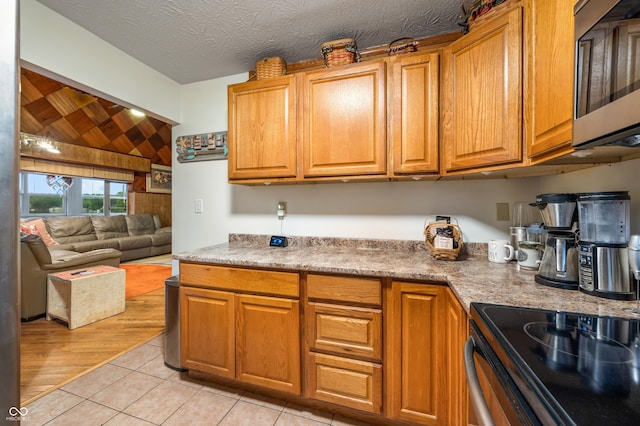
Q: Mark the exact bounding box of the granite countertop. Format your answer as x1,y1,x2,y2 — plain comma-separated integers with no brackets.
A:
174,234,640,319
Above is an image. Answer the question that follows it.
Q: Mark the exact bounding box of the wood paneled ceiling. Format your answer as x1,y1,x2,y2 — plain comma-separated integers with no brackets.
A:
20,69,172,166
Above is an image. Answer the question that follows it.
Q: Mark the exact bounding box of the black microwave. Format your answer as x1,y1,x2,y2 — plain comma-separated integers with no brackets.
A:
573,0,640,149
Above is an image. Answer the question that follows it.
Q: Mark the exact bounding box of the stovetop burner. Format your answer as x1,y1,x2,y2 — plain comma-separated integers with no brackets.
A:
524,321,634,366
472,303,640,425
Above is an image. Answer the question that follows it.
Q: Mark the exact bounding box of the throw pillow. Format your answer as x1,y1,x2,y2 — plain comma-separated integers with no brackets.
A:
21,218,59,246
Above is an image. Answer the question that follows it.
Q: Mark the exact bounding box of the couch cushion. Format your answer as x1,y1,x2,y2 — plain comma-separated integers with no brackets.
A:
21,233,52,265
148,232,171,247
45,217,97,244
67,239,120,253
91,216,129,240
125,214,156,236
117,235,153,251
153,214,162,229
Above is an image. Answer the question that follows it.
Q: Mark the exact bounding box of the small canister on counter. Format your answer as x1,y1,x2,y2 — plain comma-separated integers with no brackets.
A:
510,226,527,258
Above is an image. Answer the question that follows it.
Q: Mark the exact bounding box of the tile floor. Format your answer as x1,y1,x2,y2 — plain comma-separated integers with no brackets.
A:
24,335,371,426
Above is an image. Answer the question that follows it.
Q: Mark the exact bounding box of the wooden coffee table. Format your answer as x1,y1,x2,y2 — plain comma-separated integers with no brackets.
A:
47,265,126,329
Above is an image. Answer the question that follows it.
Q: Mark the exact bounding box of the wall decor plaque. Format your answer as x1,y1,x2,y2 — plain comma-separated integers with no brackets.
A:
175,131,227,163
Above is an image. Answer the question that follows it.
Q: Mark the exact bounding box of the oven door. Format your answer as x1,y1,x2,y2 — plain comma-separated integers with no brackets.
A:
465,322,541,426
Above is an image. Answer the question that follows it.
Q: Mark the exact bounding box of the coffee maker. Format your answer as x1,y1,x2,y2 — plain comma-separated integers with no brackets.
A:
577,191,634,300
531,193,580,290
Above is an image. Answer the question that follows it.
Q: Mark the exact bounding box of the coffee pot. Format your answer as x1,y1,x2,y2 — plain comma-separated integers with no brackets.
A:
532,194,580,290
577,192,634,300
536,233,580,289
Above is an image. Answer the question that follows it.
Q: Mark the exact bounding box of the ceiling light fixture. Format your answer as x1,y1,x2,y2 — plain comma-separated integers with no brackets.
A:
19,132,61,154
130,108,146,117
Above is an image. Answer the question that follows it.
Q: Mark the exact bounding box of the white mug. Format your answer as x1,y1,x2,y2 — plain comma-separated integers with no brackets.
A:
517,241,542,269
488,240,514,263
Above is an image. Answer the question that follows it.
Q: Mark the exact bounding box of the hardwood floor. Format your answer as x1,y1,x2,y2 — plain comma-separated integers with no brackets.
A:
20,276,166,405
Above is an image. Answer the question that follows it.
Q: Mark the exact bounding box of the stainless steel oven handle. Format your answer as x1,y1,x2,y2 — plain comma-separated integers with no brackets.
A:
464,336,496,426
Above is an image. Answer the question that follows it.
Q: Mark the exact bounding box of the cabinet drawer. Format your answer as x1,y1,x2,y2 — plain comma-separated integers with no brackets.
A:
306,352,382,414
306,302,382,361
180,263,299,298
307,274,381,306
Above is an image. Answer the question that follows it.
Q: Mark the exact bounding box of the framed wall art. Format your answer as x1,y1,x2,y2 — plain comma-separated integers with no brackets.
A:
146,164,172,194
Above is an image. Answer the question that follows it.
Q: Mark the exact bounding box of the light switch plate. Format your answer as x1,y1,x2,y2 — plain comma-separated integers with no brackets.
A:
194,199,203,213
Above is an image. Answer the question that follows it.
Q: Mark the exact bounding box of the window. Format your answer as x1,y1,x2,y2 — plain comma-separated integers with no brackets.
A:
19,172,128,217
82,178,105,214
21,173,65,215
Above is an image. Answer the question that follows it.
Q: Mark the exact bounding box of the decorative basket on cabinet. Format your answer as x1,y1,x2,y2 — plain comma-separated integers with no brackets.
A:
255,57,287,80
321,38,360,67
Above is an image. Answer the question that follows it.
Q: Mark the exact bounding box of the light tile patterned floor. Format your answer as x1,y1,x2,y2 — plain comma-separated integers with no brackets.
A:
24,335,371,426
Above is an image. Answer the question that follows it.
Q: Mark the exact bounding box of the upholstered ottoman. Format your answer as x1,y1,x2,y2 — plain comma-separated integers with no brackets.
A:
46,265,125,329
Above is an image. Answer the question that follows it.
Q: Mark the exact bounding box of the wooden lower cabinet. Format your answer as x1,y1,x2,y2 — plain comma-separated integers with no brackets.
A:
385,281,468,425
306,302,382,360
180,266,470,425
306,352,383,414
236,294,300,394
180,286,235,378
179,264,301,395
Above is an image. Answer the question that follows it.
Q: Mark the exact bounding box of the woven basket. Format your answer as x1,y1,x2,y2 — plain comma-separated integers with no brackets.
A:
423,216,464,261
321,38,360,67
256,57,287,80
387,37,419,56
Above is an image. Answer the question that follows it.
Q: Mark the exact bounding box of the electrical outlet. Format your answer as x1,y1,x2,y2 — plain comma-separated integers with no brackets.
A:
496,203,510,221
277,201,287,220
194,199,203,213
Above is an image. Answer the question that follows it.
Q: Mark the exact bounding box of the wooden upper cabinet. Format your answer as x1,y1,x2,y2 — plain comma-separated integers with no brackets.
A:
227,75,297,180
389,52,440,175
441,5,523,173
526,0,575,160
301,61,387,177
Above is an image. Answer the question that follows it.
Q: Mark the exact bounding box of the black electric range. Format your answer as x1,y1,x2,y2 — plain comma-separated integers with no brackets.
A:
470,303,640,425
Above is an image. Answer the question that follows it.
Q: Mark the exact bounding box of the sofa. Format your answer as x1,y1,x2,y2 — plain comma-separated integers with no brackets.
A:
20,233,122,321
20,213,172,321
27,214,172,262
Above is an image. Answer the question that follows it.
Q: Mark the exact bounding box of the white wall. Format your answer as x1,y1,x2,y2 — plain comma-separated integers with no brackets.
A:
20,0,182,124
539,160,640,235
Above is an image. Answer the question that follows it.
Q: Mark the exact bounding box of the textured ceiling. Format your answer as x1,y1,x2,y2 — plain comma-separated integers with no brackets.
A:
36,0,464,84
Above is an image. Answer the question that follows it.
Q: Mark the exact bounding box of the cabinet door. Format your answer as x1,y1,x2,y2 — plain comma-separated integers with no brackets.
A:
442,6,523,173
236,294,301,394
389,52,440,174
301,61,386,177
228,75,297,180
386,282,460,425
179,287,235,378
385,282,443,424
527,0,575,159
